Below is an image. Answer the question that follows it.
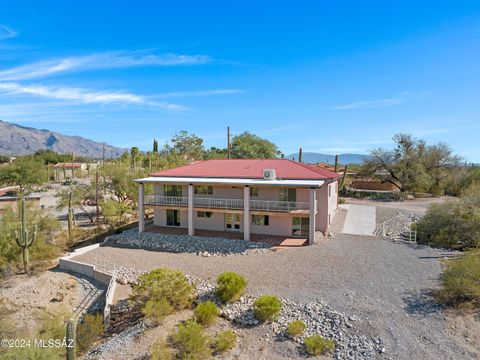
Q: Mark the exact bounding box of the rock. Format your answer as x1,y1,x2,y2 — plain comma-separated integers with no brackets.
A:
406,194,415,200
116,277,128,285
103,229,273,257
381,212,423,240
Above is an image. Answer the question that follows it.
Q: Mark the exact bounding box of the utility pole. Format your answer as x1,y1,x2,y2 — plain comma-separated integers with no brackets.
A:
334,154,339,172
298,147,303,163
227,126,231,159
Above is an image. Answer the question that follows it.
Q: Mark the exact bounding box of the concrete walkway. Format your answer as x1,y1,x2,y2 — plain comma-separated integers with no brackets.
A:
340,204,376,235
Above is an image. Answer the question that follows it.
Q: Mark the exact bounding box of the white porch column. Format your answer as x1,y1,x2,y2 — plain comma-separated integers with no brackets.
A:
138,183,145,233
243,186,250,241
309,188,316,245
188,184,194,236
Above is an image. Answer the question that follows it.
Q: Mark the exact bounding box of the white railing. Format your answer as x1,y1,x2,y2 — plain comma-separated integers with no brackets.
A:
144,195,188,207
144,195,310,212
250,200,309,212
194,197,244,209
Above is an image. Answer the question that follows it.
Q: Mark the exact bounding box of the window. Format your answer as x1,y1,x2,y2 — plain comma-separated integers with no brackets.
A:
197,211,213,218
164,185,182,197
328,185,331,197
279,188,296,202
250,187,259,197
292,217,309,237
225,213,241,230
252,215,269,226
194,185,213,195
166,210,181,226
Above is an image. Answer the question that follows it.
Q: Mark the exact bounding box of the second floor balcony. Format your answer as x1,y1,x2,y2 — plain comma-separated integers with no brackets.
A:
144,195,310,212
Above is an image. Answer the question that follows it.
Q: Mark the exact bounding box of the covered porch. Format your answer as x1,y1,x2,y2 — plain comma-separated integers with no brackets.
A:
144,224,308,248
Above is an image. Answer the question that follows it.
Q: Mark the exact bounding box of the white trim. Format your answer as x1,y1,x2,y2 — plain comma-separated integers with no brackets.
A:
135,176,325,188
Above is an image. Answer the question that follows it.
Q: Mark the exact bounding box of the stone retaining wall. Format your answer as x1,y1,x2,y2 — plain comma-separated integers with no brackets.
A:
106,299,143,334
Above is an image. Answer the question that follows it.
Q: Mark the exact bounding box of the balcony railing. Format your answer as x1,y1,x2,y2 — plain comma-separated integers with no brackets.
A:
144,195,188,207
250,200,309,212
194,197,244,210
144,195,310,212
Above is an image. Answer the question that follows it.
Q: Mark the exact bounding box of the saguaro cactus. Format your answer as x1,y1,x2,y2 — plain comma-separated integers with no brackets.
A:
14,199,37,274
66,319,76,360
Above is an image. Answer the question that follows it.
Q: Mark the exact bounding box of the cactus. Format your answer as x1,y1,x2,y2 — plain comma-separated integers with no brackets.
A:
66,319,76,360
14,198,37,274
334,154,339,173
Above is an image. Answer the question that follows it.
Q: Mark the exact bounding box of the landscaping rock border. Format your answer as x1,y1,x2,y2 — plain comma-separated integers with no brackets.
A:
103,228,272,256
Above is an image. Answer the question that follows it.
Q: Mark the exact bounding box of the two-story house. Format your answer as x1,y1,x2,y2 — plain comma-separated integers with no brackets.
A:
135,159,340,245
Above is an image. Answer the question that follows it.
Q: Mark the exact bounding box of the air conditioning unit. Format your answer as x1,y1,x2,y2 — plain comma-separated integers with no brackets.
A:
263,168,276,180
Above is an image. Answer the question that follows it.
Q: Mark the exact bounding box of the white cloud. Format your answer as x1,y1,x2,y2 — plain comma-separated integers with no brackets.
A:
154,89,243,98
333,98,403,110
0,82,184,110
0,52,212,81
0,25,17,40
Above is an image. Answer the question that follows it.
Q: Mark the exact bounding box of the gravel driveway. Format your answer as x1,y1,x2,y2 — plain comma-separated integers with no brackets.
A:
72,227,474,359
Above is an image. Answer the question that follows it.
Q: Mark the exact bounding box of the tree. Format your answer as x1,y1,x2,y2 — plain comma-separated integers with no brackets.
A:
362,134,460,193
169,131,204,162
230,132,281,159
56,185,96,224
0,157,46,192
130,147,140,170
203,147,228,160
153,138,159,153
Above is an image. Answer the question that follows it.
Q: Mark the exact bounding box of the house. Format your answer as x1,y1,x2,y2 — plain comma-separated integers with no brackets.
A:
134,159,341,245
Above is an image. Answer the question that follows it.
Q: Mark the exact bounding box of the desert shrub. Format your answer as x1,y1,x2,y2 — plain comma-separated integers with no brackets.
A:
151,339,174,360
143,298,174,325
1,309,69,360
171,320,211,360
0,205,62,276
133,268,196,322
76,313,104,354
416,187,480,249
304,335,335,356
287,320,306,337
214,330,236,354
253,295,282,322
436,250,480,307
216,271,247,303
194,301,220,327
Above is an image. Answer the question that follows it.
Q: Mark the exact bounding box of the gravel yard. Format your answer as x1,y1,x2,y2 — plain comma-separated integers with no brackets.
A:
72,207,477,360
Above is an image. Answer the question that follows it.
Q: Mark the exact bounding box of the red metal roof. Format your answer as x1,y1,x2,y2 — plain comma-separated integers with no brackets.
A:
150,159,341,180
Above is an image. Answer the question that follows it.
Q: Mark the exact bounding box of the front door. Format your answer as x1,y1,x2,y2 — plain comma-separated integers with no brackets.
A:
225,213,241,231
166,210,181,226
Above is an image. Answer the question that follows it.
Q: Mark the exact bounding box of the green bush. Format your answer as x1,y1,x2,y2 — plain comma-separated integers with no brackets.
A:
214,330,236,354
151,339,174,360
171,320,211,360
253,295,282,322
76,313,104,354
436,250,480,307
304,335,335,356
287,320,306,337
143,298,174,325
216,272,247,303
133,268,196,322
194,301,220,327
416,187,480,249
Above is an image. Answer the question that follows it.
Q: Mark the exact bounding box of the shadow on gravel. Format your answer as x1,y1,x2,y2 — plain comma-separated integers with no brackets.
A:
403,290,442,316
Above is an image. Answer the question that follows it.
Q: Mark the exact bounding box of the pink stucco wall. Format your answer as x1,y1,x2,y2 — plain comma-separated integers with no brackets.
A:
151,183,336,236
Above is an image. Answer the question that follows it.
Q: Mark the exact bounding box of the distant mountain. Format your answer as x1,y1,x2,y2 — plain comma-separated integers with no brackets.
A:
285,152,369,164
0,120,126,158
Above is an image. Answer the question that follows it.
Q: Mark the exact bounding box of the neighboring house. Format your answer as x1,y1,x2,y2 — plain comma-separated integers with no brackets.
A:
135,159,340,245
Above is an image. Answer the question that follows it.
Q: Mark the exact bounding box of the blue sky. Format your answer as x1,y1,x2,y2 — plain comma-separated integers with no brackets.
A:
1,1,480,161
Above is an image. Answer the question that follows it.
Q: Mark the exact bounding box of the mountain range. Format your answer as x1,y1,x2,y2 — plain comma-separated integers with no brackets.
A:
285,151,369,164
0,120,126,158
